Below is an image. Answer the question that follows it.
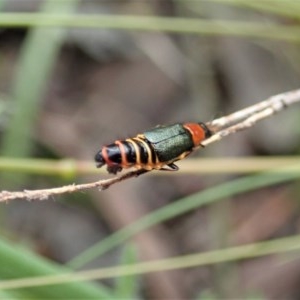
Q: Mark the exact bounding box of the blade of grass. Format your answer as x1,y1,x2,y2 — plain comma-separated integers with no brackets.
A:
0,157,299,176
114,244,139,299
197,289,218,300
0,0,79,186
0,237,114,298
0,14,300,42
213,0,300,19
2,234,300,290
0,290,18,300
0,0,5,11
67,163,300,269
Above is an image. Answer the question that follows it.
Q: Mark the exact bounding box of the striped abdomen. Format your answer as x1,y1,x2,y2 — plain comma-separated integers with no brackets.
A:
95,136,159,174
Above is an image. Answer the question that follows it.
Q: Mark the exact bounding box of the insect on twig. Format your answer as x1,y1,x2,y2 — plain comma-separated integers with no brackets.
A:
0,89,300,202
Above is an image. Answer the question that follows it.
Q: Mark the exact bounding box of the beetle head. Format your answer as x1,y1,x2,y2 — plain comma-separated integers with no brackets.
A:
95,151,105,168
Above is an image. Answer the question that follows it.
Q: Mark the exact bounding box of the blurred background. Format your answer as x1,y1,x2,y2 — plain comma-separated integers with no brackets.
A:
0,0,300,299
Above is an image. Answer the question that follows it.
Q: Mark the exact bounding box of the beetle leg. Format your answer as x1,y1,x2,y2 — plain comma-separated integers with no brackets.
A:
168,163,179,170
107,165,123,174
160,163,179,171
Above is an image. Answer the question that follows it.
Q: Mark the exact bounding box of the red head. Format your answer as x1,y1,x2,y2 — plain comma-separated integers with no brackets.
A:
183,122,212,146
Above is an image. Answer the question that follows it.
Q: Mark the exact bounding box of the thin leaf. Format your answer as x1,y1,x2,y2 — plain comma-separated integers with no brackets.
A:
67,164,300,269
114,244,139,299
0,0,79,186
0,236,113,299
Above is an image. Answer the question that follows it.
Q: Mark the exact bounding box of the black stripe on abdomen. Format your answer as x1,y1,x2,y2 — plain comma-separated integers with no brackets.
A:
105,143,122,164
121,141,136,164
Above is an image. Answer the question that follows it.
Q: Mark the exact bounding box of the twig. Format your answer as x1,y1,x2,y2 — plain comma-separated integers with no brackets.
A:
1,89,300,202
0,169,148,202
206,89,300,131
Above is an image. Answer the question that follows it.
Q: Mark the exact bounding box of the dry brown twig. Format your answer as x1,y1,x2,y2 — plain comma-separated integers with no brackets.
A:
1,89,300,202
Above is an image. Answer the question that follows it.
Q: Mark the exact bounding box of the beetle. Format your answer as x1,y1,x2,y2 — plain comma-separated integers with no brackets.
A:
95,122,212,174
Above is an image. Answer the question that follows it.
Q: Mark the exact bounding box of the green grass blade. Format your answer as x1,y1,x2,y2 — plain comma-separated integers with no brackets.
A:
114,244,139,299
0,0,5,11
0,156,299,177
0,290,19,300
0,236,113,299
0,14,300,42
214,0,300,19
67,164,300,269
197,289,218,300
0,0,79,186
3,234,300,289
